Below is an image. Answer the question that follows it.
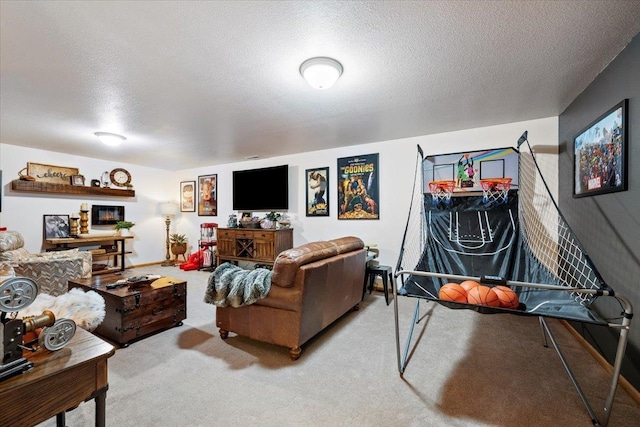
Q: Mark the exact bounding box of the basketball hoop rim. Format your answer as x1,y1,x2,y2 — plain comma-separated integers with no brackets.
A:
480,178,512,191
428,180,456,192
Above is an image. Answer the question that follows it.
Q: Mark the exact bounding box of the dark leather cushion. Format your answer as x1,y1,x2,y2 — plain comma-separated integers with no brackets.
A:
272,241,338,288
329,236,364,254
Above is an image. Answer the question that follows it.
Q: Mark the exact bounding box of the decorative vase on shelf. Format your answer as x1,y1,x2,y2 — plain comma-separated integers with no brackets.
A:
260,219,274,229
277,214,291,229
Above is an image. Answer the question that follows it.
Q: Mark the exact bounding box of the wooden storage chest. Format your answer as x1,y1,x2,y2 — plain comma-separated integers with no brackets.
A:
68,274,187,346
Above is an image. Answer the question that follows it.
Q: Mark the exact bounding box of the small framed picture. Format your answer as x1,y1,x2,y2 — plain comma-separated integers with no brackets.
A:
43,214,71,239
573,99,628,198
180,180,196,212
70,174,85,186
198,174,217,216
306,167,329,216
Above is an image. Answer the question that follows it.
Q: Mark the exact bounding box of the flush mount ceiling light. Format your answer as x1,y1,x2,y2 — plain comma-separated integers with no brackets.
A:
299,57,343,90
95,132,126,146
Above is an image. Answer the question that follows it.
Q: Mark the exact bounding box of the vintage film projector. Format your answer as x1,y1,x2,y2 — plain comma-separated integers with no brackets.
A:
1,277,76,381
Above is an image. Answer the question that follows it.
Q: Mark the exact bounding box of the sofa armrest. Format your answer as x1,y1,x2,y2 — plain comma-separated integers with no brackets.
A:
0,262,16,282
29,249,92,279
13,257,86,296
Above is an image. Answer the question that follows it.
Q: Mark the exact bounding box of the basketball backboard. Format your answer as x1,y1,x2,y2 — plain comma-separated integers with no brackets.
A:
423,147,519,194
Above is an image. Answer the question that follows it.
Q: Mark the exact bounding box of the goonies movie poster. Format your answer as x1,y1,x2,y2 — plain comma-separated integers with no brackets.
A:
337,153,379,220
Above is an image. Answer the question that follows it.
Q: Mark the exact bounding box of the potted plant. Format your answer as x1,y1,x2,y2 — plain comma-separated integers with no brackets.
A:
170,233,188,260
261,211,281,229
114,220,135,236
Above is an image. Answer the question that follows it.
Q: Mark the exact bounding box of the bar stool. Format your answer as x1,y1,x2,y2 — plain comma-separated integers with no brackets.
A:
361,245,379,301
364,264,394,305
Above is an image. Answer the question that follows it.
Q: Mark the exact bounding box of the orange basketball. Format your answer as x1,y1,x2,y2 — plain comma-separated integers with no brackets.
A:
439,283,467,303
460,280,481,293
492,285,519,309
466,285,500,307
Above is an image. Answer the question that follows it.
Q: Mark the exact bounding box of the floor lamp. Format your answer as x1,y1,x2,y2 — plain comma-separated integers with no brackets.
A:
159,202,179,267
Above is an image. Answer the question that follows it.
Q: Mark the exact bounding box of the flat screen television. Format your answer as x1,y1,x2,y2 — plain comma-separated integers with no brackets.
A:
233,165,289,211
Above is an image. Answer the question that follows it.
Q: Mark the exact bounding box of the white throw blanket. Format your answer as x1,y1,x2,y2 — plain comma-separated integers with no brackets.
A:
204,262,272,307
17,287,106,331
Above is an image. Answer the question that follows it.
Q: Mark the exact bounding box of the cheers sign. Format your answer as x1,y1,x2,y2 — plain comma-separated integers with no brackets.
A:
27,162,79,184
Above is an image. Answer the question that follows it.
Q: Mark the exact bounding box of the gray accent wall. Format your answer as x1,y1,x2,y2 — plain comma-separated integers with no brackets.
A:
559,33,640,389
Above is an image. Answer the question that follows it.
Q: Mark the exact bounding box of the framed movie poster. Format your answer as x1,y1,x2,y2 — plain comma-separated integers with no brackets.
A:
198,174,217,216
337,153,379,220
306,167,329,216
574,99,628,198
43,214,70,239
180,180,196,212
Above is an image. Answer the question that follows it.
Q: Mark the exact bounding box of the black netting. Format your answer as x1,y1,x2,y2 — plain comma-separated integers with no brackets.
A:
396,132,610,325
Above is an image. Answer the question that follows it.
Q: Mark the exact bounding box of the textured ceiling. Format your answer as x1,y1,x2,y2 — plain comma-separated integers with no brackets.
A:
1,1,640,170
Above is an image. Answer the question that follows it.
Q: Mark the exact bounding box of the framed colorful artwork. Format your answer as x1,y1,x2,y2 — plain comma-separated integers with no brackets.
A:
306,167,329,216
198,174,217,216
337,153,379,220
180,180,196,212
573,99,628,198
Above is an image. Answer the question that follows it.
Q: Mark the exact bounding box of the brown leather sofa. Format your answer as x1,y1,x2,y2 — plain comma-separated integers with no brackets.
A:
216,236,366,360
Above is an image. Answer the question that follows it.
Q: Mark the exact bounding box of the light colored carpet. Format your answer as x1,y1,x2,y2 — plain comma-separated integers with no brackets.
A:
36,265,639,427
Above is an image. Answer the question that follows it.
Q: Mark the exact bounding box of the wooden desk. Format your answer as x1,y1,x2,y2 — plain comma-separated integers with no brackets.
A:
46,235,133,274
0,328,115,427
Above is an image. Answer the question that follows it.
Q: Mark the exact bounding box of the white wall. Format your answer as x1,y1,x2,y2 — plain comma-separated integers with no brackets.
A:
173,116,558,268
0,145,175,265
1,116,558,269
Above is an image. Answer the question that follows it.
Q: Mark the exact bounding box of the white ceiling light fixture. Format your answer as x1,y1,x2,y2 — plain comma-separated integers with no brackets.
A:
300,57,343,90
95,132,126,146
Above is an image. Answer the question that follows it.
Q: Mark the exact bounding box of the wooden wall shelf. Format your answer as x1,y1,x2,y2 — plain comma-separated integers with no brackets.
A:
11,179,135,197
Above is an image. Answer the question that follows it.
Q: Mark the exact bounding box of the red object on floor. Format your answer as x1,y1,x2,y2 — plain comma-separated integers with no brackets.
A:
180,250,205,271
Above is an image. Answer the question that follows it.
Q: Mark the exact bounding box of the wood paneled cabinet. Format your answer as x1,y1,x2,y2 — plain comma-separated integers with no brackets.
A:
217,228,293,266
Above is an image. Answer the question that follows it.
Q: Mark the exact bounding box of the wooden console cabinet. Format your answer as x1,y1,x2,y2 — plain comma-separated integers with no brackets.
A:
217,228,293,266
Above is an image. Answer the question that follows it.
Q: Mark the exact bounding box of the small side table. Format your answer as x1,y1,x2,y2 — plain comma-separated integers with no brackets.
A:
364,264,394,305
0,328,115,427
